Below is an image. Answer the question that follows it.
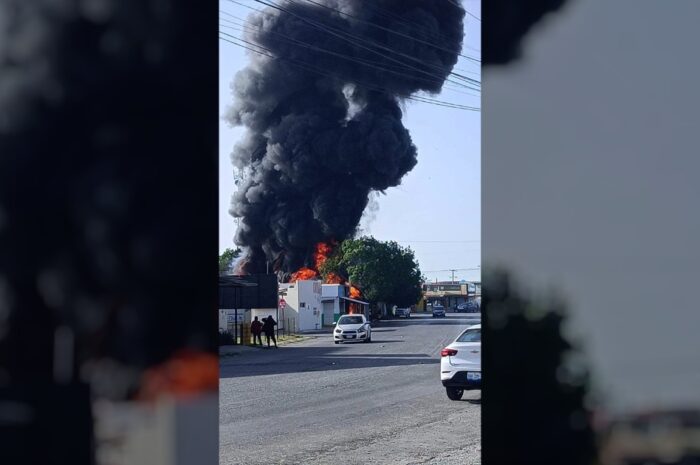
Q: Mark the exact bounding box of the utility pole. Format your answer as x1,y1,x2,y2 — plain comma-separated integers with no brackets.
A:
450,269,456,283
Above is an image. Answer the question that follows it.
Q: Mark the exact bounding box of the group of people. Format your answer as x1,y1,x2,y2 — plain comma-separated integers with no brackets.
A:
250,315,277,348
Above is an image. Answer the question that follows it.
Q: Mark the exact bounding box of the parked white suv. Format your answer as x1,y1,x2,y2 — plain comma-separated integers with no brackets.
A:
334,314,372,344
440,324,481,400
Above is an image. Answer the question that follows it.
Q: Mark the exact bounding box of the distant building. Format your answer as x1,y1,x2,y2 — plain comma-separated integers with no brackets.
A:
421,281,481,310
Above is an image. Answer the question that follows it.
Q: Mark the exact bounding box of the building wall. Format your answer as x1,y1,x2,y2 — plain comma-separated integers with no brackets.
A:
322,301,335,326
284,280,322,331
422,281,482,310
218,309,243,332
321,284,344,326
283,284,300,331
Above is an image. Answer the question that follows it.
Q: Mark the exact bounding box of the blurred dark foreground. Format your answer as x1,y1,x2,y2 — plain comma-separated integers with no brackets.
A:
0,1,218,464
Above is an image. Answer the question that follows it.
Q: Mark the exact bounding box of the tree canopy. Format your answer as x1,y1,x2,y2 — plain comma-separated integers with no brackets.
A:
219,248,241,274
320,237,422,307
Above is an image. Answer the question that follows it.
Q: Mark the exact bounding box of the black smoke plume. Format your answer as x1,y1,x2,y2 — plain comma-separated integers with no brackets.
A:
483,0,570,65
0,0,217,391
226,0,465,279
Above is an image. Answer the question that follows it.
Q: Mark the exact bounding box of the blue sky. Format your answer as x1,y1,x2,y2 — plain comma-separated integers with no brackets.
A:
219,0,481,282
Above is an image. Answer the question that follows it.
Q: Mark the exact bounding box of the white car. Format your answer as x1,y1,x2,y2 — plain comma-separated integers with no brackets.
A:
395,307,411,318
440,324,481,400
333,314,372,344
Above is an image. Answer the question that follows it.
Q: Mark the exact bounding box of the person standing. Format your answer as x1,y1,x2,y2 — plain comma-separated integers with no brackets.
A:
262,314,277,348
250,316,263,346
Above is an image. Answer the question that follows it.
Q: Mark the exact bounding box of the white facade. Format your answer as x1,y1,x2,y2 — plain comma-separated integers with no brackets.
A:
218,309,244,332
281,280,323,331
321,284,345,326
249,308,278,328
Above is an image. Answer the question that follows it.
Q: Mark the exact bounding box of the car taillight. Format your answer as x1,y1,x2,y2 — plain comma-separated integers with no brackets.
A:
440,348,458,357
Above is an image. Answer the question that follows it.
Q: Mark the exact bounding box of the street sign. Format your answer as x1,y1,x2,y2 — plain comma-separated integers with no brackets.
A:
279,298,286,310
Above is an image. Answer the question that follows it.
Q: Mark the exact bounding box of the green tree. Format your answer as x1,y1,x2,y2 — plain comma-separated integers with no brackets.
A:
219,248,241,274
320,237,422,308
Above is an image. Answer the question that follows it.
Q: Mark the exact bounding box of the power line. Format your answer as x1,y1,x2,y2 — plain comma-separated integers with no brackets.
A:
256,0,480,87
290,0,477,67
394,240,480,243
222,3,480,85
219,32,480,111
352,0,480,64
232,0,481,63
423,267,481,273
219,15,479,91
227,0,480,90
465,11,481,22
219,21,480,97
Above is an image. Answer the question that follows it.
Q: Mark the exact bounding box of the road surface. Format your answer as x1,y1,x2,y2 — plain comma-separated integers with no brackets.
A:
219,313,481,465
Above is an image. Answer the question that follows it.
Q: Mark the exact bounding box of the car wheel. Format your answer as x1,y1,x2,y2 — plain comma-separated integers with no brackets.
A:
446,388,464,401
366,334,372,343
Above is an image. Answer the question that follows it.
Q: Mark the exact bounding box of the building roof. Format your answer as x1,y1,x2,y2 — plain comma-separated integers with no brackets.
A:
340,296,369,306
218,275,259,288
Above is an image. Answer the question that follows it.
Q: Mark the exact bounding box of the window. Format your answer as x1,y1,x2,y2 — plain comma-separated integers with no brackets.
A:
457,328,480,343
338,316,364,325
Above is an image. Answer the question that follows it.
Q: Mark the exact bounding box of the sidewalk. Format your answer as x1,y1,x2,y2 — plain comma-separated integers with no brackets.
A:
219,334,312,357
219,345,261,357
298,327,333,335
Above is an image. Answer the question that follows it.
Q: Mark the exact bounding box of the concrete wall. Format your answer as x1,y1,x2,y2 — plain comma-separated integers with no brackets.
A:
322,284,345,326
283,280,322,331
322,301,334,326
218,309,244,332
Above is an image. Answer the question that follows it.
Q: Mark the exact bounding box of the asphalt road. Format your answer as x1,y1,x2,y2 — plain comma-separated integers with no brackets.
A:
219,313,481,465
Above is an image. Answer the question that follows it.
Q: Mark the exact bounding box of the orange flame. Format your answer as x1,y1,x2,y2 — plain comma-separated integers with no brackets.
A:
314,241,334,270
289,241,337,283
290,243,366,316
136,350,218,402
325,272,344,284
290,267,318,282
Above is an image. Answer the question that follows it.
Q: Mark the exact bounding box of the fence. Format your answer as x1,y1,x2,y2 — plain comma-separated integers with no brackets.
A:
219,316,298,346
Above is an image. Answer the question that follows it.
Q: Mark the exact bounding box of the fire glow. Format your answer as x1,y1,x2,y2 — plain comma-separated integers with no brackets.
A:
290,241,335,282
289,241,364,311
136,350,218,402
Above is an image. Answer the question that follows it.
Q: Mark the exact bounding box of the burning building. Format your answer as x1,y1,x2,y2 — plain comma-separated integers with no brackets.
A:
226,0,467,278
322,283,369,326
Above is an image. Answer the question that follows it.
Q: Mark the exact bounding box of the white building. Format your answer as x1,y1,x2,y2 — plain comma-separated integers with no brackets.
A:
279,280,323,332
321,284,343,326
218,309,243,333
321,284,370,326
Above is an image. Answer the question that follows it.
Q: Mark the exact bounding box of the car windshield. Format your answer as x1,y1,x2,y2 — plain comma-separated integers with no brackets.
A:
457,328,480,342
338,316,363,325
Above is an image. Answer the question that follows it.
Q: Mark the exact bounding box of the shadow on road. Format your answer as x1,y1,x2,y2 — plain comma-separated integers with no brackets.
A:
220,344,439,379
377,314,480,329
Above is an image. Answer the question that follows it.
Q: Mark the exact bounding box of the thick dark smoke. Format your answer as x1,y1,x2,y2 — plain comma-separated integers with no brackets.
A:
227,0,465,278
483,0,570,65
0,0,217,391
